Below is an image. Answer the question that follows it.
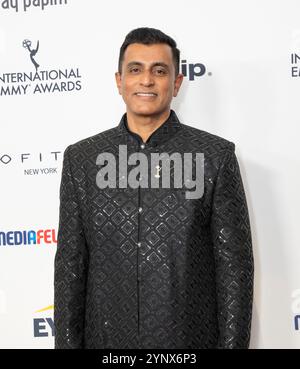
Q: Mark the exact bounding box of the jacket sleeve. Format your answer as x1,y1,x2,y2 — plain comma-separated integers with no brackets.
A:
210,143,254,349
54,145,88,349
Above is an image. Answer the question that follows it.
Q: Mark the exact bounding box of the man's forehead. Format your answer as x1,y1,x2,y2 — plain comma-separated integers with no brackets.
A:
123,43,173,64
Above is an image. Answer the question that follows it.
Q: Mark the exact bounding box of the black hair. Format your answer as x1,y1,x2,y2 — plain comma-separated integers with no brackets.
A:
118,27,180,76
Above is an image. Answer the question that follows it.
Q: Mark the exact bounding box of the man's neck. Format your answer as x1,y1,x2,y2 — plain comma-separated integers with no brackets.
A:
126,110,171,143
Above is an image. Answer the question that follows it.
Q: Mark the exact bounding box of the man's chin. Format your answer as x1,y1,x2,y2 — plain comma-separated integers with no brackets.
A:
129,108,168,118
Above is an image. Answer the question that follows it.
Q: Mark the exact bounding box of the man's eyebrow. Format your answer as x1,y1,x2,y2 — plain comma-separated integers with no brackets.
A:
151,62,170,69
126,61,170,69
126,61,143,67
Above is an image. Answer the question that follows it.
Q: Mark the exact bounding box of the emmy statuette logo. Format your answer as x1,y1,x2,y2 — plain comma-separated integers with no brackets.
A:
23,39,39,70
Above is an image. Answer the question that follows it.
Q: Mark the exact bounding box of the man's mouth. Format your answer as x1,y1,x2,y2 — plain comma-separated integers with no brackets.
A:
134,92,157,97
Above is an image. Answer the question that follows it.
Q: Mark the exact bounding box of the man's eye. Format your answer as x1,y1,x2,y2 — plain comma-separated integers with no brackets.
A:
129,68,140,73
154,68,167,75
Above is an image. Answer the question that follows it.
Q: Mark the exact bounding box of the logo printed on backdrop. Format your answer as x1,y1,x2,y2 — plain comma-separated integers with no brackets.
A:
23,39,39,71
290,30,300,77
0,229,57,246
292,289,300,331
0,0,68,13
0,39,82,96
291,53,300,77
0,151,61,176
33,305,54,338
181,59,207,80
0,154,11,164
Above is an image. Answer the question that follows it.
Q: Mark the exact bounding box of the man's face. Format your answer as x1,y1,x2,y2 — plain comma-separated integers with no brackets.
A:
115,43,183,119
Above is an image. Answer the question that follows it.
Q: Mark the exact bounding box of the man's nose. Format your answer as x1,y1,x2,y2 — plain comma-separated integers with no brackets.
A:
139,71,154,86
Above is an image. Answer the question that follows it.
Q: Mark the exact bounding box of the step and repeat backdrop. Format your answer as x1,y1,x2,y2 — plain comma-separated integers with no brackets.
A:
0,0,300,349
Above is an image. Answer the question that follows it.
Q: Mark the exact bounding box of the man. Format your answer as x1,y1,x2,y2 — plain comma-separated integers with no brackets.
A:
54,27,254,349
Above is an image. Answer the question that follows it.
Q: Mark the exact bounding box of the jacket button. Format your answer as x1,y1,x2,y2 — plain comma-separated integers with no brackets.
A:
137,242,141,248
138,207,143,213
140,144,145,149
104,320,108,327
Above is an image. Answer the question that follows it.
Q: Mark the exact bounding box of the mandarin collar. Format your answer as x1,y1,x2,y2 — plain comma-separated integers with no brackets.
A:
117,109,182,148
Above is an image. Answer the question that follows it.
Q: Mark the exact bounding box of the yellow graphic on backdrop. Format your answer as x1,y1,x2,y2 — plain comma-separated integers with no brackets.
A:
34,305,54,313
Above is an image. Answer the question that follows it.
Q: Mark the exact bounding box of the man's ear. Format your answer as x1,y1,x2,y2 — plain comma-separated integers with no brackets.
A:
173,73,184,97
115,72,122,95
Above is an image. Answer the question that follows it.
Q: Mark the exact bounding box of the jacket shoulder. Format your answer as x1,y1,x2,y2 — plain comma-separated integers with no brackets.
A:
64,126,119,155
180,123,235,154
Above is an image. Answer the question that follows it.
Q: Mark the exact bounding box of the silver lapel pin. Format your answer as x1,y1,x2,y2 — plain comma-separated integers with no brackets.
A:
154,165,161,178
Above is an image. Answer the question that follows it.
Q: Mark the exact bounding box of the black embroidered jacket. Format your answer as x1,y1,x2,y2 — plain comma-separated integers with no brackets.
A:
54,110,254,349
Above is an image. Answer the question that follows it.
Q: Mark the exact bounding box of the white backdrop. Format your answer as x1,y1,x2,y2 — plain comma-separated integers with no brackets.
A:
0,0,300,349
